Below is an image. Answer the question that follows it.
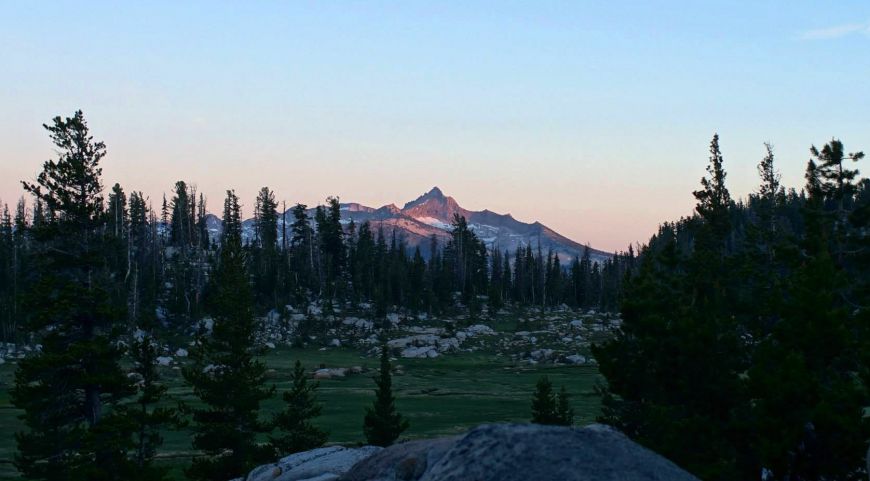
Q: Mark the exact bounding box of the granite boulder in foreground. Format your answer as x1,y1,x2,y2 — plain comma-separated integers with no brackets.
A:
239,446,382,481
240,423,700,481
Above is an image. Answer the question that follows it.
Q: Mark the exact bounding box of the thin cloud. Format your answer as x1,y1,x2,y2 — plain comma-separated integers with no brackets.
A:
801,22,870,40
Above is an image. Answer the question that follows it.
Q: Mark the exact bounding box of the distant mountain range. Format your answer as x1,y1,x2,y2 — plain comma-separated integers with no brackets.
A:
207,187,610,263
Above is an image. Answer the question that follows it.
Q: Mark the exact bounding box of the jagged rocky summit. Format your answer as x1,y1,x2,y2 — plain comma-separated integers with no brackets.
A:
211,187,612,263
237,423,699,481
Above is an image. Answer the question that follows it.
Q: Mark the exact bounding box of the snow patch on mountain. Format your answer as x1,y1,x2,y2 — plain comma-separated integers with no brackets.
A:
414,216,452,230
206,186,612,263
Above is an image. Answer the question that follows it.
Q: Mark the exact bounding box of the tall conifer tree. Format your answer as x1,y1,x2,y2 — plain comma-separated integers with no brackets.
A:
530,376,560,425
363,344,408,446
270,360,327,455
183,190,274,481
13,110,137,481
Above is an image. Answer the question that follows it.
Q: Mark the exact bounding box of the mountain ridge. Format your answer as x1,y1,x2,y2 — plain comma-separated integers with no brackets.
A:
219,187,611,263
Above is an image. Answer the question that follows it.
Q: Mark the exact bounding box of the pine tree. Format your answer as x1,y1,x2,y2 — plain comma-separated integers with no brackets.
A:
809,139,865,264
745,154,870,480
530,376,560,425
353,221,376,301
289,203,314,300
445,214,487,305
164,180,207,324
196,193,209,250
169,181,193,248
183,190,275,481
13,110,137,481
128,192,160,328
593,135,870,479
693,133,733,245
555,386,574,426
373,228,390,322
578,246,592,308
0,199,23,342
593,135,745,480
363,344,409,446
756,142,782,237
408,247,426,313
315,197,346,302
271,360,328,455
105,183,131,318
128,334,183,480
107,183,128,239
488,248,504,313
501,249,512,303
253,187,280,310
160,194,168,228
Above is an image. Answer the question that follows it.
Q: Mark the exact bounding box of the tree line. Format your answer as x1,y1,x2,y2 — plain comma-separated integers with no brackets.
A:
12,110,863,481
2,111,623,481
595,135,870,480
4,111,413,481
1,143,632,347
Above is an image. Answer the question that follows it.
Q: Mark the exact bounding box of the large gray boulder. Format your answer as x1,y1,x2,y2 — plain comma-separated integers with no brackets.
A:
245,446,382,481
340,423,699,481
339,436,459,481
239,424,698,481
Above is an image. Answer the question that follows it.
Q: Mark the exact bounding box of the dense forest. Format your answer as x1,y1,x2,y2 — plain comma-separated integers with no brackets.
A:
595,136,870,480
0,140,631,348
1,111,868,481
0,112,630,481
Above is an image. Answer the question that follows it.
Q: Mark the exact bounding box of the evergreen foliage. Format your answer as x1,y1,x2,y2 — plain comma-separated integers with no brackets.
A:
252,187,281,310
363,344,409,446
182,190,275,481
530,376,572,426
530,375,559,425
12,110,138,481
270,360,328,455
13,112,866,480
532,376,574,426
0,198,27,342
556,386,574,426
594,135,870,480
128,333,183,480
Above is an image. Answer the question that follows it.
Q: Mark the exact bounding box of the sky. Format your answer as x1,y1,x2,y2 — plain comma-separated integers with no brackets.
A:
1,1,868,252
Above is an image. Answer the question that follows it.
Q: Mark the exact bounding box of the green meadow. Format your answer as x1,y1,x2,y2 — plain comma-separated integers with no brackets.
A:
0,346,602,480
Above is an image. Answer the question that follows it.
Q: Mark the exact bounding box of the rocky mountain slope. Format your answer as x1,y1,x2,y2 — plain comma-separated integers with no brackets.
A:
223,187,610,263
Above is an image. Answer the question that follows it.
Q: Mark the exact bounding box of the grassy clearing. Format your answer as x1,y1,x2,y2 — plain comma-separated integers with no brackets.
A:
0,345,602,480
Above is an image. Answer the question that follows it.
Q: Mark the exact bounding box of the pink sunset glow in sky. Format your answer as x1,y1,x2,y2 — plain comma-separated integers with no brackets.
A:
1,2,868,252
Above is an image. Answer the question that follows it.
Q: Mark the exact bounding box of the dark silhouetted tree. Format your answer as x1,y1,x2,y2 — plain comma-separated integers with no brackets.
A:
363,344,408,446
530,376,560,425
270,360,328,455
183,190,274,481
13,110,137,481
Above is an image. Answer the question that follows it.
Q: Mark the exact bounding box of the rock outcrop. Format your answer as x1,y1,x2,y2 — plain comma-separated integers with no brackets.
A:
240,446,382,481
339,436,459,481
238,423,699,481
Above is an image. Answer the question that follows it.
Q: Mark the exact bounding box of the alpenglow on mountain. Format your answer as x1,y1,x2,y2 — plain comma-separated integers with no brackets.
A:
226,187,611,263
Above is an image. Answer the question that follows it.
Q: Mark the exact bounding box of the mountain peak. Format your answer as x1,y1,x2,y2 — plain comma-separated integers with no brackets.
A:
403,186,448,210
230,188,610,263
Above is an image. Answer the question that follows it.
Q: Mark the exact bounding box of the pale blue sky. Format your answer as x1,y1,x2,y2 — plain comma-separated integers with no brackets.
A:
1,1,868,250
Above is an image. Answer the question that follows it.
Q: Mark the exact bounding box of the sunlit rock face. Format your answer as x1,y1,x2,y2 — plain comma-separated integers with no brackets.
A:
202,186,611,262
